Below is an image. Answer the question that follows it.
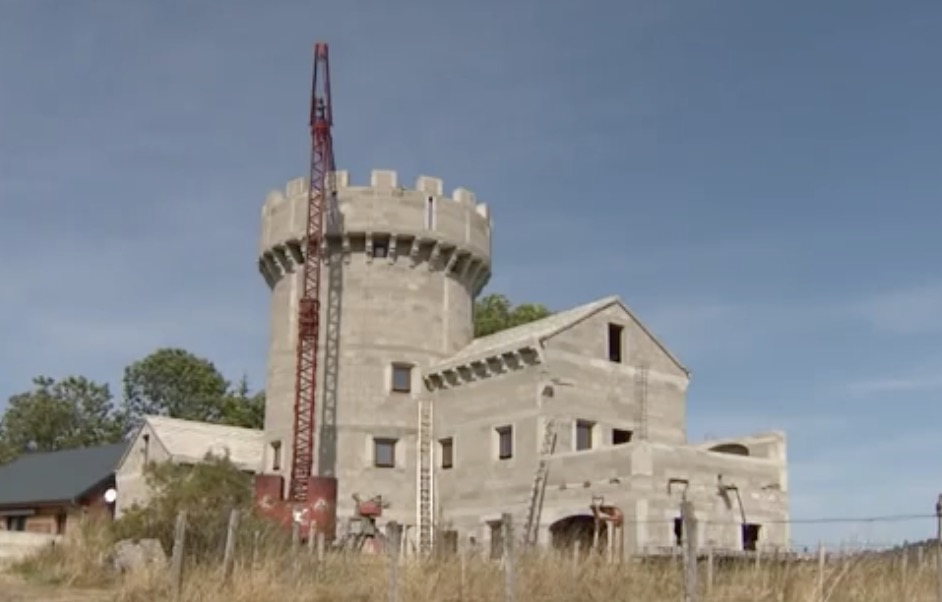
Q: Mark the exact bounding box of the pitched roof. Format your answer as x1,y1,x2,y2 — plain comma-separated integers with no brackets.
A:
428,295,688,374
138,415,263,470
0,442,127,507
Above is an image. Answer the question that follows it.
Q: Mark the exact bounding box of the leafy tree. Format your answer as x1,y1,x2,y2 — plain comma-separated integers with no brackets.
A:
112,453,275,560
218,374,266,429
473,293,552,337
0,376,125,460
121,348,264,430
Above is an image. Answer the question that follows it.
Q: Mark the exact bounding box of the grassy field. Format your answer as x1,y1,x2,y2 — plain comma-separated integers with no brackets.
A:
5,521,940,602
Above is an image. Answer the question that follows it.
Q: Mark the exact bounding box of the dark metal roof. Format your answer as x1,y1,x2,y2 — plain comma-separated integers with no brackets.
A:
0,442,128,507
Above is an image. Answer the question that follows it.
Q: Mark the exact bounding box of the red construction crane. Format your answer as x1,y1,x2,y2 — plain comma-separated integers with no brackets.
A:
290,42,334,502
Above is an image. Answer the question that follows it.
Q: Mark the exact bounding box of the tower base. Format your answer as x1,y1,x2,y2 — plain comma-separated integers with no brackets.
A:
253,474,339,541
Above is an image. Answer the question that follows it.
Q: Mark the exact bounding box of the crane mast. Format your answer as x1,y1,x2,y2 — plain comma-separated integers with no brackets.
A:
289,42,334,502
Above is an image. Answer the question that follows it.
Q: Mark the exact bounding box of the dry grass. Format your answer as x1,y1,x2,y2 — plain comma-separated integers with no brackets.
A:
7,525,940,602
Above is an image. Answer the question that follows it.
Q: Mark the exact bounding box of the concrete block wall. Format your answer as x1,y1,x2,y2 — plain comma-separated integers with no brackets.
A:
257,170,492,524
542,304,689,446
114,422,171,517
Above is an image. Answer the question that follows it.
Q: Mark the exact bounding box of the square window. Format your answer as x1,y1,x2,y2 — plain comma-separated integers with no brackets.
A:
374,438,397,468
496,426,513,460
373,240,389,258
576,420,595,451
440,437,454,469
608,323,624,362
612,429,633,445
391,364,412,393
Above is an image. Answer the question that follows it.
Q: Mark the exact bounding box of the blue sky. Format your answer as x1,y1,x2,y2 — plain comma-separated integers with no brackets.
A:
1,0,940,548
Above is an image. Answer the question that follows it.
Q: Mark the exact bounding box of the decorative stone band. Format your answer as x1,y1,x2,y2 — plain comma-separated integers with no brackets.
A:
422,344,543,391
257,233,492,297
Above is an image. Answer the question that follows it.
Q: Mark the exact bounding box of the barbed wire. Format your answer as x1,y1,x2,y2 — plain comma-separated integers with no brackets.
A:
617,513,936,526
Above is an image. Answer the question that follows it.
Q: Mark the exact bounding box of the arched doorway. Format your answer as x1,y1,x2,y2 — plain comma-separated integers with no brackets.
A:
550,515,607,552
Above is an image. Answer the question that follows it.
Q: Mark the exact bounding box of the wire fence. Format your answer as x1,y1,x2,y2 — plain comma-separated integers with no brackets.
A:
143,505,942,602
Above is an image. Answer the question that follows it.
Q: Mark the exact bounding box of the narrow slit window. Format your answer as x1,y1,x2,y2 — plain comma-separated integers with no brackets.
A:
496,426,513,460
270,441,282,471
425,196,436,229
608,323,624,363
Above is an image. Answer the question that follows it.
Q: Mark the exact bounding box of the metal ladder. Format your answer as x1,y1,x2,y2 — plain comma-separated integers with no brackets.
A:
523,417,558,547
417,400,434,556
636,365,649,440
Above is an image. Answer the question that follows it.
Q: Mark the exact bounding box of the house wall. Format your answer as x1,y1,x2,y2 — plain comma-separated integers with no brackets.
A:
433,365,544,533
542,304,689,446
115,423,172,517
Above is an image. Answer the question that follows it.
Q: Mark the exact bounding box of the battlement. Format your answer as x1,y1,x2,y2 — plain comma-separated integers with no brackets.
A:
258,168,493,294
262,170,490,220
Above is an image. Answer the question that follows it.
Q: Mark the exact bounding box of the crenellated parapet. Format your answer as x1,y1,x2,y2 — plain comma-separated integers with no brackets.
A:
257,169,493,296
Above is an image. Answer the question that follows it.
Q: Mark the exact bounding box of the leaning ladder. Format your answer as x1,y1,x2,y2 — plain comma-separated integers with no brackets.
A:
417,399,434,556
523,417,558,547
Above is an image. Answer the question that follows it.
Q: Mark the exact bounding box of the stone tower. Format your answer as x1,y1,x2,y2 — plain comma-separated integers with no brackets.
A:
257,169,492,524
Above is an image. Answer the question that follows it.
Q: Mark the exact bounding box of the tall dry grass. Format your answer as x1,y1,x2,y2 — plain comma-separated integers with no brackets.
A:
9,522,940,601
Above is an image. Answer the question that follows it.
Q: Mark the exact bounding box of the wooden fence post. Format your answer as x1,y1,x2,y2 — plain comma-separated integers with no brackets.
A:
170,511,188,600
387,522,402,602
222,508,240,582
706,547,714,598
681,500,699,602
900,549,909,602
935,494,942,602
459,547,468,602
316,532,325,562
308,521,317,556
817,544,826,602
502,513,515,602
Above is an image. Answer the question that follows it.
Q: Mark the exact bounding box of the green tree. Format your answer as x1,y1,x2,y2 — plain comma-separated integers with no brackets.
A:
121,348,264,430
473,293,552,337
112,453,276,560
218,374,266,429
0,376,125,460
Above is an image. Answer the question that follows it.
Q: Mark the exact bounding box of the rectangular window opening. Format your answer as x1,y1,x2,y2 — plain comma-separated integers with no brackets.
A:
488,521,503,560
374,437,397,468
391,364,413,393
440,437,454,469
608,323,624,363
612,429,633,445
6,516,26,532
496,426,513,460
742,523,761,551
575,420,595,451
673,518,683,546
270,441,282,471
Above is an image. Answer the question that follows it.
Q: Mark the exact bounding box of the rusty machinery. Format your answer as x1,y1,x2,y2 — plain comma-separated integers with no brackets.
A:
252,42,340,541
333,494,391,554
590,495,625,560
